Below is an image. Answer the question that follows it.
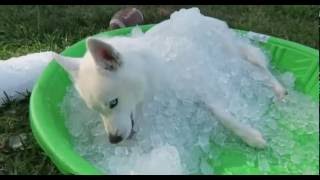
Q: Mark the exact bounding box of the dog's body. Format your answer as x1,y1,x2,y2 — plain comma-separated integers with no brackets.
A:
55,10,287,149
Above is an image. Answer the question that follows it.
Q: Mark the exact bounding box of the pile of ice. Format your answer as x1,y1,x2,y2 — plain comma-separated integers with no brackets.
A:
0,51,54,106
61,8,319,174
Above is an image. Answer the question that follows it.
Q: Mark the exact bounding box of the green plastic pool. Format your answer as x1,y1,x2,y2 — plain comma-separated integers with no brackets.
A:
29,24,319,175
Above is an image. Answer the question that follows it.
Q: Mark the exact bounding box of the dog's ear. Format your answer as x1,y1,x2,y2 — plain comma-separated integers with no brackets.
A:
86,37,122,71
54,53,80,81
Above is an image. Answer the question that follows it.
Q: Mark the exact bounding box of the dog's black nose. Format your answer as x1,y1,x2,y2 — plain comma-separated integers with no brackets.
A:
109,134,123,144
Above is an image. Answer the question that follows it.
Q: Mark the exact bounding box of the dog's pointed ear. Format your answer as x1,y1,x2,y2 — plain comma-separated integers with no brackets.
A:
54,53,80,81
86,37,122,71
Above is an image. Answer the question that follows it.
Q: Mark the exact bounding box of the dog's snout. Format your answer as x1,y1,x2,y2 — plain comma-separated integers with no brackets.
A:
108,134,123,144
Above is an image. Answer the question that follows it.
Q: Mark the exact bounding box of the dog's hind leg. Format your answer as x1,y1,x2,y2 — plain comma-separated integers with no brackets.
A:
205,102,267,149
239,44,288,101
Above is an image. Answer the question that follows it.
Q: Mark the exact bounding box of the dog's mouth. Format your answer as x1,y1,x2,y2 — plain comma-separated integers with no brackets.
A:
128,112,136,139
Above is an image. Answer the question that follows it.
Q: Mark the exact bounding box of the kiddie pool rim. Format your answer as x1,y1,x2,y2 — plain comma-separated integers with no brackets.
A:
29,24,319,175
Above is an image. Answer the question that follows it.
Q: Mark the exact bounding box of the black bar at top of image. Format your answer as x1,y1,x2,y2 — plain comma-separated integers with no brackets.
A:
0,0,319,5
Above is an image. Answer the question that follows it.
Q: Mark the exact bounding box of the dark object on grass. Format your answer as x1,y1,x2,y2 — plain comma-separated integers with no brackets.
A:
109,7,144,30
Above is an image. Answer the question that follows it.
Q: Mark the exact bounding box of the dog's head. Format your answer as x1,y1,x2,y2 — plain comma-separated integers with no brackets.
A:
55,37,145,144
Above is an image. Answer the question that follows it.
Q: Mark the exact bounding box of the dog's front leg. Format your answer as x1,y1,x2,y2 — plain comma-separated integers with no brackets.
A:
205,102,267,149
239,44,288,101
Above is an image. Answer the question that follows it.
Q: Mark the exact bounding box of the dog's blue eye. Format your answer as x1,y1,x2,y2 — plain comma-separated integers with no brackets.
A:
109,98,118,109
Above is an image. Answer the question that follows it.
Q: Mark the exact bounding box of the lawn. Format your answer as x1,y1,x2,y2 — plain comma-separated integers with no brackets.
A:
0,5,318,175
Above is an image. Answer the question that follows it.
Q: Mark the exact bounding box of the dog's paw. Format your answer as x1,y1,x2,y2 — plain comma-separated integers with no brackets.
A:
240,127,267,149
274,86,288,102
277,89,288,101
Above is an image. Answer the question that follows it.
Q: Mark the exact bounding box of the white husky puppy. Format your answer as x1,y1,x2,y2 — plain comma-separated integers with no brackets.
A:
54,9,287,149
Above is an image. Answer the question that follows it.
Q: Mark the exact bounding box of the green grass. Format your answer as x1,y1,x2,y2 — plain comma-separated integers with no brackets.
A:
0,5,318,175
